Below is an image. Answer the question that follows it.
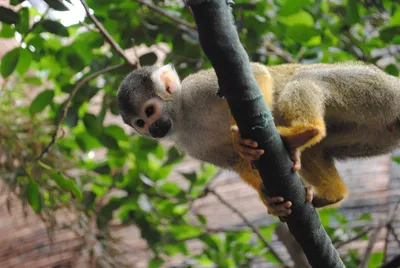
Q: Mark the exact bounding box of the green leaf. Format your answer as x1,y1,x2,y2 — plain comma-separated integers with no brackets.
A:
104,125,128,141
140,52,158,66
98,133,120,150
170,225,203,240
393,156,400,164
389,8,400,26
358,212,372,221
160,182,181,195
27,179,42,213
29,90,55,115
380,26,400,43
149,257,164,268
367,252,384,268
0,23,15,38
16,48,32,75
260,223,278,242
279,10,314,26
384,64,399,76
181,172,197,183
44,0,69,11
16,7,29,34
83,113,102,136
41,19,69,37
0,6,20,24
279,0,313,16
196,214,207,225
346,0,360,24
53,172,83,200
1,47,20,78
286,25,320,43
164,147,183,166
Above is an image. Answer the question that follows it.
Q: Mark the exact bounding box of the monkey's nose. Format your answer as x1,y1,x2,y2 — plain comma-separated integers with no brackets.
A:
149,118,171,138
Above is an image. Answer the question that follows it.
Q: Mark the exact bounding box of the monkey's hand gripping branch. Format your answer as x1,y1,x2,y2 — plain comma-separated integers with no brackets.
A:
186,0,344,267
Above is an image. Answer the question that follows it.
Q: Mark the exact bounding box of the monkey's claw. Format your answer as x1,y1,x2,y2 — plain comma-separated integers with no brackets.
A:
231,125,264,161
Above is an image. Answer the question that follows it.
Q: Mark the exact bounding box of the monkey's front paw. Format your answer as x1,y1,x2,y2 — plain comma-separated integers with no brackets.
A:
230,125,264,161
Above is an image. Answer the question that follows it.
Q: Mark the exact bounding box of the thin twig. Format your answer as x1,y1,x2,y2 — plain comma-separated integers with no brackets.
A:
335,225,375,249
360,223,383,268
79,0,136,66
209,189,290,268
134,0,196,30
265,40,298,64
36,63,127,160
388,224,400,247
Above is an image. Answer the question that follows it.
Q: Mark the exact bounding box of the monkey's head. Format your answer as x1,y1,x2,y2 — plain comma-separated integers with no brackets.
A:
117,64,182,139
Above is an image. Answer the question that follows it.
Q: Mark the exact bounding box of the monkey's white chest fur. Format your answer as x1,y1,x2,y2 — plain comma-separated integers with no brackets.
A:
171,91,238,169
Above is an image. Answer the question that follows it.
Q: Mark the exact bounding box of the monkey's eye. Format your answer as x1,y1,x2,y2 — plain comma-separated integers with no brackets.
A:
145,106,154,117
136,119,145,128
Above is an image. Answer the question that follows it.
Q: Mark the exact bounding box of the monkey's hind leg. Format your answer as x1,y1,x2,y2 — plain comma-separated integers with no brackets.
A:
300,148,348,208
277,79,328,152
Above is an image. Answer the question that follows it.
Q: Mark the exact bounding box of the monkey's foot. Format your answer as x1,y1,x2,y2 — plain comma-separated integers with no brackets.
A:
259,185,313,220
312,194,344,208
278,127,319,172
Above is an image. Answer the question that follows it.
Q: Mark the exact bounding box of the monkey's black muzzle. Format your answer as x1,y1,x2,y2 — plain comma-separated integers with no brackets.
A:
149,117,172,138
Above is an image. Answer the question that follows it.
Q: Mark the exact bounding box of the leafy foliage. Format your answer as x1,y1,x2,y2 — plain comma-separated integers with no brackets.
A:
0,0,399,266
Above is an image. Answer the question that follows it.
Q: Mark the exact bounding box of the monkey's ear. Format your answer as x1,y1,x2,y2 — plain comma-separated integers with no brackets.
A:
151,64,181,100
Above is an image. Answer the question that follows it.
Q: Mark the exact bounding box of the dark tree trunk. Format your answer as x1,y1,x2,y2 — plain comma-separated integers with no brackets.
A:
187,0,344,267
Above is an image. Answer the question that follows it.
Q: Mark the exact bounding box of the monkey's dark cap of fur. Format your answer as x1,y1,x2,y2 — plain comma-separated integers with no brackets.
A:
117,66,158,120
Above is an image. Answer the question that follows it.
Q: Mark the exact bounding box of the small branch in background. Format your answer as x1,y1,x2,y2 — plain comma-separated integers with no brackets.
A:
79,0,136,66
359,223,383,268
36,63,127,160
208,189,290,268
134,0,197,30
79,20,100,33
131,38,141,68
335,225,375,249
21,7,50,43
265,40,298,64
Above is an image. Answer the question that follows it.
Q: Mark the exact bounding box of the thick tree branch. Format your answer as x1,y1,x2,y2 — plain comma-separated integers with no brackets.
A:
36,63,127,160
209,189,289,268
79,0,136,66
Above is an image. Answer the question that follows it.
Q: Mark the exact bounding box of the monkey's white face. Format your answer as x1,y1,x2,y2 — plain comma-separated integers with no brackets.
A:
118,64,182,139
130,98,172,138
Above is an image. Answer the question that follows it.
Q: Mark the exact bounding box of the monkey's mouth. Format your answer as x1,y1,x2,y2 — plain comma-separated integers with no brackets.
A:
149,117,172,138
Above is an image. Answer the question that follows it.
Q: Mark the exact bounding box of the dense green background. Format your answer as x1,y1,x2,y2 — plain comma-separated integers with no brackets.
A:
0,0,399,267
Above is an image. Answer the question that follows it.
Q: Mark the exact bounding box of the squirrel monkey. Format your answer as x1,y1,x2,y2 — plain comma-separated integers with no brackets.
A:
117,62,400,217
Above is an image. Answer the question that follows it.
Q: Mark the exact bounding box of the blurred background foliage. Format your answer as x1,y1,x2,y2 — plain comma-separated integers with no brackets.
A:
0,0,399,267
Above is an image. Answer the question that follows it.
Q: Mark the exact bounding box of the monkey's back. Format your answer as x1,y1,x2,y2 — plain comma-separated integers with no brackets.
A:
270,62,400,158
